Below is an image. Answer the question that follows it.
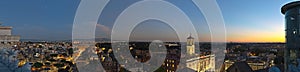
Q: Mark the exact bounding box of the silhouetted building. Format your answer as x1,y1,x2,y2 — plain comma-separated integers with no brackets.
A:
226,61,253,72
281,1,300,72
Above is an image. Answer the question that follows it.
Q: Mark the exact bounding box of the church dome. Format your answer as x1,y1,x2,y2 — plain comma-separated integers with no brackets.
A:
187,35,194,39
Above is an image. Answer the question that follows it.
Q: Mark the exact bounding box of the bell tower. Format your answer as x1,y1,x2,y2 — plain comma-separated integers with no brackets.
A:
187,34,195,55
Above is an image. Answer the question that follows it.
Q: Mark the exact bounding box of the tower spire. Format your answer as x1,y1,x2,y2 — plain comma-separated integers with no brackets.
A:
187,33,195,55
187,33,194,39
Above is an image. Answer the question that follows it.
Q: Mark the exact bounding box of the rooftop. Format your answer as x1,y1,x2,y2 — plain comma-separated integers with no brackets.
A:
187,34,194,39
0,26,12,30
281,1,300,14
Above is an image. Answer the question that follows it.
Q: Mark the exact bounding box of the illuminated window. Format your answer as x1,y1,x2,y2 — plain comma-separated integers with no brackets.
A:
291,17,295,20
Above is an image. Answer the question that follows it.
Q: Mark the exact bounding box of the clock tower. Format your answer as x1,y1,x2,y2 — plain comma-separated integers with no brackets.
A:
187,34,195,55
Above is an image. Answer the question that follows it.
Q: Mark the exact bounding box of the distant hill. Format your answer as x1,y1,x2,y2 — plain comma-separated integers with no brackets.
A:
95,38,110,41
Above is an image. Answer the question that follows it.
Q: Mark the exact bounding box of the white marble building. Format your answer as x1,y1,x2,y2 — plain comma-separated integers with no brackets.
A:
0,24,20,48
185,34,215,72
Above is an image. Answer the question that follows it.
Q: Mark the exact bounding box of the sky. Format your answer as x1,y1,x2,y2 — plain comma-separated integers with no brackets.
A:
0,0,294,42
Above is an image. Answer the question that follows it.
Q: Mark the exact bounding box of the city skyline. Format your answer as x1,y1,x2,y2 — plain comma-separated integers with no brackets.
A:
0,0,294,42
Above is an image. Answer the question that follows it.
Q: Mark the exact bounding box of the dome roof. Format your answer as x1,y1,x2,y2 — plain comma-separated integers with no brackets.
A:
187,34,194,39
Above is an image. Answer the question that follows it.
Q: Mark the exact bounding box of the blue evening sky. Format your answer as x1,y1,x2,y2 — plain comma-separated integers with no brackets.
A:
0,0,293,42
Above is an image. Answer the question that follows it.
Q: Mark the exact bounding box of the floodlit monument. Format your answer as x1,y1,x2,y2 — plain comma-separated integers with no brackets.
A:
186,34,195,55
184,34,215,72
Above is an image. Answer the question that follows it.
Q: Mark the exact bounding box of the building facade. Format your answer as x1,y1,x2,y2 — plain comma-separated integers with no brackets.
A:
282,1,300,72
186,55,215,72
0,24,20,48
184,34,215,72
187,34,195,55
0,25,20,42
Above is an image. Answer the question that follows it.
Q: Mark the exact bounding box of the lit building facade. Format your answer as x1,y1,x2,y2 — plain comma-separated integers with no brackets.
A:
0,24,20,48
0,26,20,42
187,34,195,55
186,55,215,72
281,1,300,72
161,35,215,72
94,35,215,72
184,34,215,72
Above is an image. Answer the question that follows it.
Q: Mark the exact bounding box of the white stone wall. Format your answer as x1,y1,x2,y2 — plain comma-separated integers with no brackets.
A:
0,35,20,42
0,29,11,35
186,55,215,72
187,45,195,55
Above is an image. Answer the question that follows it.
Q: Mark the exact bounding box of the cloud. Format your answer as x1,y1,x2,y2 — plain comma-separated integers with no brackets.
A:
96,24,111,38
